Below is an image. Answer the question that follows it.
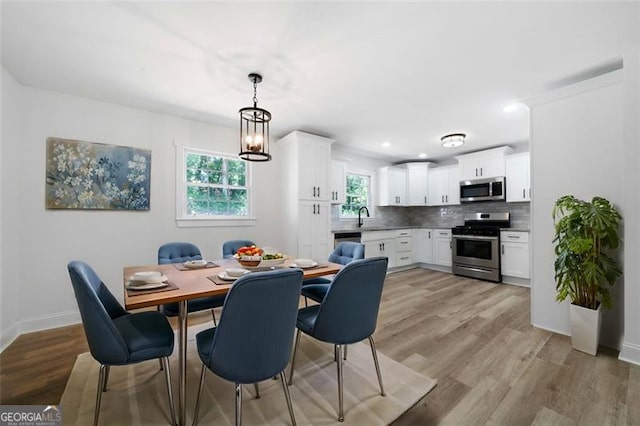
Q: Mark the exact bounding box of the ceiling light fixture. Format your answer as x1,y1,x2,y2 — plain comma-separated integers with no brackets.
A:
419,153,427,159
381,142,391,148
441,133,465,148
239,73,271,162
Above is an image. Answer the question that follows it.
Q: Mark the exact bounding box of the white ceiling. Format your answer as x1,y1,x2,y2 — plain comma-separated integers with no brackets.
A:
2,2,638,162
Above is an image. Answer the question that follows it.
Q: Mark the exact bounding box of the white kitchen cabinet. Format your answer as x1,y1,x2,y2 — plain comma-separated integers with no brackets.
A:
432,229,452,267
414,229,433,264
395,229,413,267
297,201,332,261
377,166,407,206
363,239,396,268
405,163,432,206
506,152,530,202
456,146,513,181
501,231,530,280
428,165,460,206
362,230,396,268
277,131,334,261
279,131,333,201
330,160,347,204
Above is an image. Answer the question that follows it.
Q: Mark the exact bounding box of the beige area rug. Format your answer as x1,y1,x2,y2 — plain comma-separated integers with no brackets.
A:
60,324,436,425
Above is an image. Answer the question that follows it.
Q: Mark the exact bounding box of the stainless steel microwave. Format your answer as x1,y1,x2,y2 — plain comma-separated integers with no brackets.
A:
460,176,505,203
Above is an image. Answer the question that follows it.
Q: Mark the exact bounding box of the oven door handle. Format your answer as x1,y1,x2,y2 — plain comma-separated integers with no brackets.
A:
458,265,494,274
453,235,497,241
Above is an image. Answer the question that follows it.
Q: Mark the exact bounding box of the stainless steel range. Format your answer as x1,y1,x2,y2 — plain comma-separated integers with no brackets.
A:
452,212,510,283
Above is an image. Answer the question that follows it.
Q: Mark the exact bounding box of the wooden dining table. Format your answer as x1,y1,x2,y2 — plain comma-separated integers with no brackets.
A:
123,258,342,426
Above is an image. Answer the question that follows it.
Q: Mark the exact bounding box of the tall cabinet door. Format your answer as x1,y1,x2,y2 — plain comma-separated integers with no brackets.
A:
297,135,331,201
297,201,331,260
406,163,431,205
506,153,530,202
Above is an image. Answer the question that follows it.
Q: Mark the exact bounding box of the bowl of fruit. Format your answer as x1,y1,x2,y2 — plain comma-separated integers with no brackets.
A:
233,245,287,268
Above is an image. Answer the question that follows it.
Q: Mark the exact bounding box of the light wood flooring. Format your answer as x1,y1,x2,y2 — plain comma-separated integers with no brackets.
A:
1,268,639,425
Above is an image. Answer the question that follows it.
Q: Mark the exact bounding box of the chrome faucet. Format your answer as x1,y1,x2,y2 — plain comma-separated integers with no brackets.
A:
358,206,370,228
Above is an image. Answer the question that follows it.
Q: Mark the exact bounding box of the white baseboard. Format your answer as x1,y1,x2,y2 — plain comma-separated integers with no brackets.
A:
501,276,530,287
531,321,570,337
619,341,640,366
0,310,81,353
0,323,19,353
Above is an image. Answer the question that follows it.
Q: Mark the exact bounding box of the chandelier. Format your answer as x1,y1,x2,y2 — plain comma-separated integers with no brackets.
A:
239,73,272,162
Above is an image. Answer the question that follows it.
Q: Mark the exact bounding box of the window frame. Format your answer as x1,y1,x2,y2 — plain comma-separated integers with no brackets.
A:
175,145,256,228
339,169,375,220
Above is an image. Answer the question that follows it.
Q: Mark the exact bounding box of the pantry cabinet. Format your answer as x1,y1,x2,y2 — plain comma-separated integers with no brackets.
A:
278,131,334,261
506,152,530,202
456,146,513,181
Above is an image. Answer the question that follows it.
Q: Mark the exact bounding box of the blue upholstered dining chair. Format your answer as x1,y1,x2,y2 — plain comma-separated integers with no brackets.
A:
158,241,203,264
288,257,388,422
67,261,176,426
222,239,255,259
300,241,365,304
157,242,227,326
192,269,303,426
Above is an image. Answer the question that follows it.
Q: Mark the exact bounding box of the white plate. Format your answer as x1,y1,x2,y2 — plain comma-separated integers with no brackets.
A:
126,281,169,290
290,261,319,269
183,260,208,269
128,275,168,284
218,270,250,281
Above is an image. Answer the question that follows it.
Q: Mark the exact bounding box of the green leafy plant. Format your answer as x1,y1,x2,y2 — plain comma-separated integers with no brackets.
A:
552,195,622,309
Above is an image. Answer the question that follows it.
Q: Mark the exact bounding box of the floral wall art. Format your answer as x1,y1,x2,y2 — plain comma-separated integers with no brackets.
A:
45,137,151,210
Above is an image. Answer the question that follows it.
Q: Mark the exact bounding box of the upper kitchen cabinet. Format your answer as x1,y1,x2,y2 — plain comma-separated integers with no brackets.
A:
405,162,433,206
330,160,347,204
428,165,460,206
455,146,513,181
506,152,530,202
377,166,407,206
277,131,334,201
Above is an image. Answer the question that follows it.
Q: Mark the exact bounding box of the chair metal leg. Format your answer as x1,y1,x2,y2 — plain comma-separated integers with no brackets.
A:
211,309,217,326
162,357,177,426
334,345,338,362
253,383,260,399
287,329,301,385
336,345,345,422
94,364,107,426
192,364,207,426
304,297,308,307
102,365,110,392
344,345,348,361
159,358,164,371
280,371,297,426
235,383,243,426
368,336,386,397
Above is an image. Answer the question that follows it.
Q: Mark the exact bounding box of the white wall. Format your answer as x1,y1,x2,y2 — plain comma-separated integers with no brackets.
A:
0,72,285,349
529,70,625,349
620,51,640,365
0,68,24,350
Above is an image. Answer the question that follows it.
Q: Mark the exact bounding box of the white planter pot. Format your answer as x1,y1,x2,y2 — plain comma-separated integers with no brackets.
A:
569,302,602,355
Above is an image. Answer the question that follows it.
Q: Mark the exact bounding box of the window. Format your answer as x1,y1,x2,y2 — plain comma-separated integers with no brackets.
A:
177,147,255,227
340,173,371,217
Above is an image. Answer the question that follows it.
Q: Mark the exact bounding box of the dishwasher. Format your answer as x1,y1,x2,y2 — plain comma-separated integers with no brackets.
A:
333,231,362,248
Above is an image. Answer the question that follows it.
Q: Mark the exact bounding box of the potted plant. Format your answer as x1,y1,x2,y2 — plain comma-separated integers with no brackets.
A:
552,195,622,355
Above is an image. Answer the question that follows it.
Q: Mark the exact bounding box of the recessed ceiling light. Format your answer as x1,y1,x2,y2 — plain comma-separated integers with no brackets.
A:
503,103,521,113
381,142,391,148
418,153,427,159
